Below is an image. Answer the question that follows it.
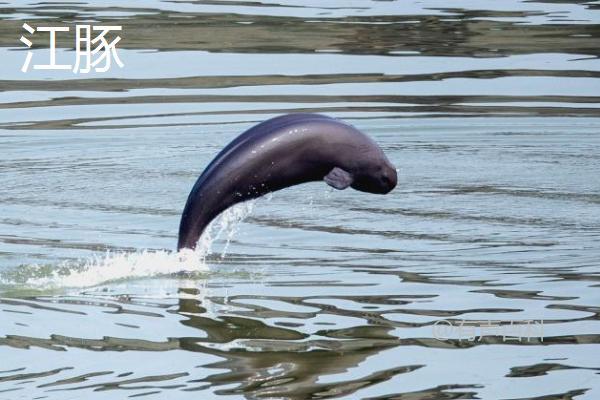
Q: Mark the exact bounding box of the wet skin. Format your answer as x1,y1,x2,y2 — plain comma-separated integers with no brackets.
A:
178,113,397,250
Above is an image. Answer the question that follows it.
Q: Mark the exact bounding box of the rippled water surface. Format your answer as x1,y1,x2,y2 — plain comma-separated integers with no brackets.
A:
1,1,600,399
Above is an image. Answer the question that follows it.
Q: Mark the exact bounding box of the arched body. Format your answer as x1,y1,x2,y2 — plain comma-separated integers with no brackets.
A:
178,113,397,250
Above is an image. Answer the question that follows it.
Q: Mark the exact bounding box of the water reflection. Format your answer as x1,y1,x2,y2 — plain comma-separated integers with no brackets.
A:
1,282,599,397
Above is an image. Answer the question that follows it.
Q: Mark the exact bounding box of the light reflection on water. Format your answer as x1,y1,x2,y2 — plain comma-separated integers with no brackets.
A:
1,0,600,399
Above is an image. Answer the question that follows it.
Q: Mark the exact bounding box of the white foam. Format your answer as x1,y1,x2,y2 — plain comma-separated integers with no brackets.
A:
1,201,256,290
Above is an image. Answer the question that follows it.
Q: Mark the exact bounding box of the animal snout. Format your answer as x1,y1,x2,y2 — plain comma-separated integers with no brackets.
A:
381,167,397,193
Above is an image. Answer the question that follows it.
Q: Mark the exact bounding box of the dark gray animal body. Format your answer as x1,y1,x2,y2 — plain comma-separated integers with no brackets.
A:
178,113,397,250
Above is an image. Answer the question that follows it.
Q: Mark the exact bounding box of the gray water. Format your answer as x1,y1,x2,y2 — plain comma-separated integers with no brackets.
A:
1,1,600,399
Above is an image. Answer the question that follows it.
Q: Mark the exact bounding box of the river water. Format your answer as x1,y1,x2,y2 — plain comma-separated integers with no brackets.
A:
1,1,600,399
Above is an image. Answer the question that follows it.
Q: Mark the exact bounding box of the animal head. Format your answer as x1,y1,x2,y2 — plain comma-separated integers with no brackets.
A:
350,158,397,194
324,144,397,194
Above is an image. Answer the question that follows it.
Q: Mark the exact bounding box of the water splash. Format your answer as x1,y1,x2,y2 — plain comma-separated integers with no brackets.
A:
201,199,256,260
0,201,256,290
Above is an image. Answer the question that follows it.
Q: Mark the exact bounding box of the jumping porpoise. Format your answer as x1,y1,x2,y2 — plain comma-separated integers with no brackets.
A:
178,113,397,250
